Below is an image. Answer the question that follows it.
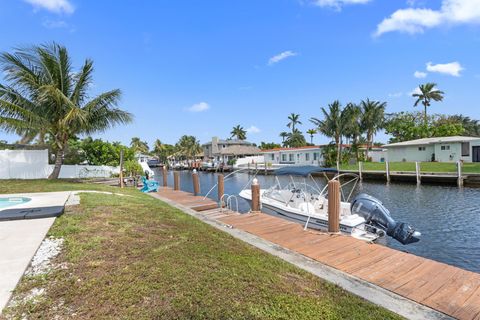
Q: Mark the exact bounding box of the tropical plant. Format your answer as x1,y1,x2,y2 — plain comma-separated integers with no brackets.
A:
230,125,247,140
306,129,317,144
284,129,307,148
279,131,289,144
287,113,302,133
342,103,362,161
130,137,149,154
412,83,444,124
260,142,281,150
80,137,134,166
0,43,133,178
310,100,345,168
175,135,201,161
360,99,386,161
123,159,143,177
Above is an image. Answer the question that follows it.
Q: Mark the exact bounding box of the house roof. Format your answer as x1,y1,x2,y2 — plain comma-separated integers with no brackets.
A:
384,136,480,148
202,139,253,147
219,145,261,155
261,146,321,152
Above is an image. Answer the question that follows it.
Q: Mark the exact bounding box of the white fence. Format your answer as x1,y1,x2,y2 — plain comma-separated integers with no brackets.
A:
234,156,266,168
0,149,119,179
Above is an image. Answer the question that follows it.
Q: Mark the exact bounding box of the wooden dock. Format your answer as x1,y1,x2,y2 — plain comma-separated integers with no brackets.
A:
154,187,480,320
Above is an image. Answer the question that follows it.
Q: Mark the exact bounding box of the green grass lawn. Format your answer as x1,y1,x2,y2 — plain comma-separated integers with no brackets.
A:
1,180,401,320
340,162,480,173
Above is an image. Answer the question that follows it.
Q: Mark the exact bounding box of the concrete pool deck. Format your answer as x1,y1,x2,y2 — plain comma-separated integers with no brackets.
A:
0,191,72,313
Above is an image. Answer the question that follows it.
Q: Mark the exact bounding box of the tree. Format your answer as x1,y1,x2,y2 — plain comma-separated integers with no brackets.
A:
439,115,480,137
175,135,201,161
260,142,281,150
310,100,345,168
80,137,134,166
413,83,444,124
287,113,302,133
130,137,149,154
279,131,289,145
284,130,307,148
0,43,132,178
360,99,386,161
306,129,317,144
230,125,247,140
342,103,362,161
152,139,175,163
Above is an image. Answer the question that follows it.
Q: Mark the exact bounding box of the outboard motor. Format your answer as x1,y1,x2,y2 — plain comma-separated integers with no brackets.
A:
351,193,421,245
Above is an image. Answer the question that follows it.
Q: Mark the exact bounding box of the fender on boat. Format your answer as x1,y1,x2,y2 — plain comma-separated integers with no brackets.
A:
351,193,421,245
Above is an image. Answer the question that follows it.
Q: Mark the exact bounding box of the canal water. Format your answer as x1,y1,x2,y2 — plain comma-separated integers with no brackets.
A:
154,169,480,273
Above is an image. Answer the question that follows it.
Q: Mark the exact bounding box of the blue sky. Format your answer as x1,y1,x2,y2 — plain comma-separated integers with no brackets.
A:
1,0,480,146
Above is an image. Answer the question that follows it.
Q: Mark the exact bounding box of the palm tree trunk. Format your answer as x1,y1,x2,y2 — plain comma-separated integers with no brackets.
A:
48,148,64,179
365,133,371,161
335,137,341,170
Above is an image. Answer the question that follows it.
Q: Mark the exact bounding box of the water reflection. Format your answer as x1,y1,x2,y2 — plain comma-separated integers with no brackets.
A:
153,169,480,273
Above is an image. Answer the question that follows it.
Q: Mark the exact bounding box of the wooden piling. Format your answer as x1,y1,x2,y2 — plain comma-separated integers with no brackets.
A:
415,162,421,184
217,174,224,202
162,166,168,187
251,179,260,212
385,161,390,183
192,170,200,196
457,160,464,187
358,161,363,181
174,171,180,191
328,180,340,233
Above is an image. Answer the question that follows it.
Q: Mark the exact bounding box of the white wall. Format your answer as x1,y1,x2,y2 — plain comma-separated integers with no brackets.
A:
234,156,265,168
0,149,118,179
263,149,323,166
386,145,435,162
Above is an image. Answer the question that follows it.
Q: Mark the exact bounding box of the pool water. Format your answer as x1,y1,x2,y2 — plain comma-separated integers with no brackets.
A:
0,197,32,209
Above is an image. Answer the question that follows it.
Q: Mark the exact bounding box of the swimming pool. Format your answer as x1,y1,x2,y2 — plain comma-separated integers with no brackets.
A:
0,197,31,209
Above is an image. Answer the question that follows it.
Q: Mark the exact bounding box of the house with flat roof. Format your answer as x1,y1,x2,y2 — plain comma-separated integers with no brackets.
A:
261,146,323,166
202,137,260,162
384,136,480,163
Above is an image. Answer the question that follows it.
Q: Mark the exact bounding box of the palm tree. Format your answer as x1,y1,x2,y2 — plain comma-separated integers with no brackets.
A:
279,131,289,145
0,43,132,179
360,99,386,161
287,113,302,133
230,125,247,140
130,137,149,154
343,103,362,161
306,129,317,144
153,139,165,160
413,83,444,124
176,135,201,162
310,100,345,168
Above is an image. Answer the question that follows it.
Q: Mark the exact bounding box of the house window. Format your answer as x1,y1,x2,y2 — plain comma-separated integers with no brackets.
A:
289,154,294,162
305,153,310,161
270,154,275,160
441,145,450,151
282,154,287,162
313,153,319,161
462,142,470,156
297,154,300,160
418,146,426,151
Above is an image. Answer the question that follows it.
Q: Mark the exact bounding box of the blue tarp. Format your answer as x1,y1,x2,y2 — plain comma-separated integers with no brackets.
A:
274,166,338,177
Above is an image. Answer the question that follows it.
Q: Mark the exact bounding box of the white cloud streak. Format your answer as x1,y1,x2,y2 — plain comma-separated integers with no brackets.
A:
246,125,261,134
375,0,480,36
414,71,427,78
24,0,75,14
188,102,210,112
426,61,464,76
268,51,297,66
312,0,371,10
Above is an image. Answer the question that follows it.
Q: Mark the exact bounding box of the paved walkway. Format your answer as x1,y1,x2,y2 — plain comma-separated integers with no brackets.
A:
155,187,480,320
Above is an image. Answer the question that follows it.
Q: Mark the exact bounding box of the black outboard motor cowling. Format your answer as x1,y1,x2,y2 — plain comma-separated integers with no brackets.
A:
351,193,420,245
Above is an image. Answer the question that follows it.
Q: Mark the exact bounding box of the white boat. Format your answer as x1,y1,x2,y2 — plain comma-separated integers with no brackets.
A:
239,166,421,245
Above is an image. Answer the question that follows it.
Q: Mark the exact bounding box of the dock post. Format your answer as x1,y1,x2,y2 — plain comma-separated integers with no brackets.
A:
328,180,340,233
415,162,421,184
174,171,180,191
457,160,464,187
251,178,260,212
358,161,363,181
192,169,200,196
162,166,168,187
385,161,390,183
218,174,224,203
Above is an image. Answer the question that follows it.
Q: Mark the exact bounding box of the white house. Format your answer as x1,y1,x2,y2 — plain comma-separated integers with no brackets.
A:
202,137,259,162
261,146,323,166
384,136,480,163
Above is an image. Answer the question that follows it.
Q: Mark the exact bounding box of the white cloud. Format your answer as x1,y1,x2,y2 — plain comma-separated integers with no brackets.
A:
42,19,68,29
410,87,423,96
426,61,464,76
375,0,480,36
188,102,210,112
24,0,74,14
388,92,403,98
246,125,261,134
268,51,297,66
311,0,371,10
414,71,427,78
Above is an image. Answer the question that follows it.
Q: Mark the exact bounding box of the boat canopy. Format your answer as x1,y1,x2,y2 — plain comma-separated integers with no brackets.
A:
274,166,338,177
